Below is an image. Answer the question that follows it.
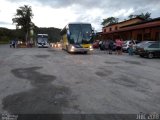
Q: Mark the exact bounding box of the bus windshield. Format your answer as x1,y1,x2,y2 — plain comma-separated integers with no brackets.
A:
37,34,48,43
69,24,92,44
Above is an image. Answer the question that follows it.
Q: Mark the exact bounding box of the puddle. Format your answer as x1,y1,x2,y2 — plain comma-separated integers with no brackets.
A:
105,61,119,64
96,69,113,77
112,75,137,87
124,60,142,65
2,86,70,114
35,55,50,58
47,49,56,52
2,67,74,115
11,67,55,87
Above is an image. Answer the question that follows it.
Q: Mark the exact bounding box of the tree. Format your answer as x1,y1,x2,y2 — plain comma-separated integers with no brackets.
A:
128,14,136,19
137,12,151,20
12,5,34,42
128,12,151,20
101,17,119,26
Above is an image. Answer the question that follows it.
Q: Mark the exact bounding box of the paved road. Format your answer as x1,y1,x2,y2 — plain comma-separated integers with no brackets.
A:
0,44,160,116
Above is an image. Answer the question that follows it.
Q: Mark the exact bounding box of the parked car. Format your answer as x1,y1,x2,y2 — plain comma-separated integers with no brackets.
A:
93,40,100,49
99,40,117,51
99,40,109,50
138,42,160,58
122,40,139,52
135,41,156,55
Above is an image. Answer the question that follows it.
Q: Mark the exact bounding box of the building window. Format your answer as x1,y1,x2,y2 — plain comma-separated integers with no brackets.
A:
103,29,106,32
109,27,112,31
144,33,151,40
115,26,118,30
155,32,160,40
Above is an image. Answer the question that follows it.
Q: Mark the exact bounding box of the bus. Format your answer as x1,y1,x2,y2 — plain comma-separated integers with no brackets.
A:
37,34,50,48
60,23,94,53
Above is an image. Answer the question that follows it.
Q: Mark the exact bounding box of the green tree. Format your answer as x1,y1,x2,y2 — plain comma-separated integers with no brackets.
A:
128,12,151,20
12,5,34,42
128,14,136,19
101,17,119,26
137,12,151,20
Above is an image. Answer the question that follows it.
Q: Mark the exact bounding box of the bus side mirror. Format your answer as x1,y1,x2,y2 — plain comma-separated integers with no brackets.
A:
67,30,70,36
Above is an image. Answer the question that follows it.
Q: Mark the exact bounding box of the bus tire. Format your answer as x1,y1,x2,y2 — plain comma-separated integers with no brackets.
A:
84,51,87,54
66,45,70,53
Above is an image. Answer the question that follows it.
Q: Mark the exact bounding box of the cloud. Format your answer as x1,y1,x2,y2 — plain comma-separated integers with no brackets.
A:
0,21,11,25
4,0,160,31
8,0,160,10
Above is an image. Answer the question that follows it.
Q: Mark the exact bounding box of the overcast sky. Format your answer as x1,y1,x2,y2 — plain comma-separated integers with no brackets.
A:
0,0,160,31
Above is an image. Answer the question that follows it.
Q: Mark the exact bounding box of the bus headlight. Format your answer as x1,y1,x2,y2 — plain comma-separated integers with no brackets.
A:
70,45,75,52
89,45,93,51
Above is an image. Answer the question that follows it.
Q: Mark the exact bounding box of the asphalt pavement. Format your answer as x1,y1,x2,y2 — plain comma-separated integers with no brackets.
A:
0,44,160,118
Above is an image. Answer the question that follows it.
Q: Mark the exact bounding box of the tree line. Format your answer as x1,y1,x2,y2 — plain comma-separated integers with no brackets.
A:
101,12,152,26
0,5,61,44
0,27,61,43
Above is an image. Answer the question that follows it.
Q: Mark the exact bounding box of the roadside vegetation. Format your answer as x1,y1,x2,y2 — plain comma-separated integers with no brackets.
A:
0,27,61,44
101,12,152,26
0,5,61,44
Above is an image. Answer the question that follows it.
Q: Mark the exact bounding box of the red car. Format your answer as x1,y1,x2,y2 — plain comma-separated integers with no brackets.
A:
93,40,100,48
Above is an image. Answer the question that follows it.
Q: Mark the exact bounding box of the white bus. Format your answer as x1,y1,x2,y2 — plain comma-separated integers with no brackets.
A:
37,34,50,48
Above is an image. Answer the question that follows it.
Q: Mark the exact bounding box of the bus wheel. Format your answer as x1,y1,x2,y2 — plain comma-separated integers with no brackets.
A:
66,45,70,53
66,45,68,51
84,51,87,54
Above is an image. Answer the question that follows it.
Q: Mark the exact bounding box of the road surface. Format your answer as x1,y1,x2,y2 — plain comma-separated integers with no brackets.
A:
0,44,160,119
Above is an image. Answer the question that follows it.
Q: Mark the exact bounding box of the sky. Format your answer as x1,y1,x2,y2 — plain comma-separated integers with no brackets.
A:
0,0,160,31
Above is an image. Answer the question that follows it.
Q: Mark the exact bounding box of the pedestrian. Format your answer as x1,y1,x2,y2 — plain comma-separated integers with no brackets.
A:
128,41,134,55
115,38,123,55
11,39,15,48
9,40,12,48
99,40,103,50
108,40,114,54
120,39,123,55
104,40,109,52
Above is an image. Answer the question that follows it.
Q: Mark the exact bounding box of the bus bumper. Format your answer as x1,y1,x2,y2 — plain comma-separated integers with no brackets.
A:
70,47,93,53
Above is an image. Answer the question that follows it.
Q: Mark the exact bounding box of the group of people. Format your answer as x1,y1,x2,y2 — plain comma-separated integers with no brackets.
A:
99,38,123,55
98,38,137,56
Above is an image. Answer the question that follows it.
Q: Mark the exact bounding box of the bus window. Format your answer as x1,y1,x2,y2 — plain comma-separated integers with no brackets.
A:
81,24,92,44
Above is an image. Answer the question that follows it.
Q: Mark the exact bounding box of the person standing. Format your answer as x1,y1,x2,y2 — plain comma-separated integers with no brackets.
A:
9,40,12,48
11,39,15,48
108,40,114,54
128,41,134,55
115,38,123,55
104,40,109,52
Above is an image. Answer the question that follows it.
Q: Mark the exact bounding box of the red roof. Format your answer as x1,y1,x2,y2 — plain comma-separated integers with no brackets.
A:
102,18,160,35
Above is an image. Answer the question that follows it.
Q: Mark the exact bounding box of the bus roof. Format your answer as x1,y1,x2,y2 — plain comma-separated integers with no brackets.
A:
61,22,92,33
68,22,91,25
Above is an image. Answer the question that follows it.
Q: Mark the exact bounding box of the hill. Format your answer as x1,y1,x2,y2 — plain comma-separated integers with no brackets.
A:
0,27,61,44
35,27,61,42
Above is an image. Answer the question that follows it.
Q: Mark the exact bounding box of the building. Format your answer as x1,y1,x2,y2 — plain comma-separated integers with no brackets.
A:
100,17,160,41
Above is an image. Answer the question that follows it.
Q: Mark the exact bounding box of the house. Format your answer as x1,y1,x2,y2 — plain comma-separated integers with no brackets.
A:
100,17,160,41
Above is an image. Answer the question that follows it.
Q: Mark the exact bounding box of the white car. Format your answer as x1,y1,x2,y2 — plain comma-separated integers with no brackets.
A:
122,40,137,52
